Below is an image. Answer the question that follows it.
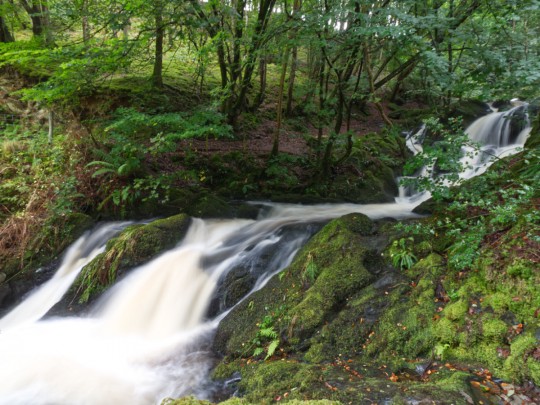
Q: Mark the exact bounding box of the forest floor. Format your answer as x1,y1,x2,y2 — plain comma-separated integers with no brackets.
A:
180,101,397,157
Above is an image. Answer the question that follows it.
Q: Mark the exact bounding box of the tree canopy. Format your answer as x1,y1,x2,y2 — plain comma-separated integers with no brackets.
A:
1,0,539,112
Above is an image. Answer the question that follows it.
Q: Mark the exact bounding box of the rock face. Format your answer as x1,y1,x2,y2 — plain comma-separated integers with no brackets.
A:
211,202,539,403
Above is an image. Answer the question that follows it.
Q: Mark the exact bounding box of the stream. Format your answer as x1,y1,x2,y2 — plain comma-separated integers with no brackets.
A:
0,104,531,404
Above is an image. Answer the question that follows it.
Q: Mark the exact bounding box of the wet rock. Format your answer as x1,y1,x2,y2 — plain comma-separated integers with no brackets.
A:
0,284,11,310
340,212,374,235
208,221,323,317
59,214,191,310
448,99,492,127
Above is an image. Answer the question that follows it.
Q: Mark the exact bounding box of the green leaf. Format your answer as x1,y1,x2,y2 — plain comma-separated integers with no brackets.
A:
265,339,279,360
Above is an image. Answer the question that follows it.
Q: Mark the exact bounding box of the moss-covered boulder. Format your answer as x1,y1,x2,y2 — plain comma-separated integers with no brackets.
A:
71,213,190,305
213,214,384,359
132,188,260,220
525,108,540,149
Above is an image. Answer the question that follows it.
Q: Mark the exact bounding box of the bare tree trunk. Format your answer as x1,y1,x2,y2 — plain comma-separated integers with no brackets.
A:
0,16,14,42
0,0,14,42
81,0,89,43
272,49,290,157
19,0,52,44
365,46,392,127
285,0,302,116
286,45,297,116
152,2,164,88
253,55,267,108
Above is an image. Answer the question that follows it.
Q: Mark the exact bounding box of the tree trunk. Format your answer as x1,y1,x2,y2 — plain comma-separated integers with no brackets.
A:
272,49,290,157
286,45,297,116
48,110,54,144
365,46,392,127
0,15,14,42
152,2,164,88
81,0,89,43
253,55,267,109
285,0,302,116
19,0,52,43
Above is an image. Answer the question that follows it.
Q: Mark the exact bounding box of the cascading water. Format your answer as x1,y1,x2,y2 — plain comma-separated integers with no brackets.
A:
0,103,532,404
397,103,532,203
0,222,130,329
0,202,419,405
461,104,531,180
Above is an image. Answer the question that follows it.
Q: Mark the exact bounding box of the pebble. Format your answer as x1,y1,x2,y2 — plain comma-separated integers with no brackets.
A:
0,273,6,284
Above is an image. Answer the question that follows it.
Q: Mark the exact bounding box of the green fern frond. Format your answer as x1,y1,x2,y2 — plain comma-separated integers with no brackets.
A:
265,339,279,360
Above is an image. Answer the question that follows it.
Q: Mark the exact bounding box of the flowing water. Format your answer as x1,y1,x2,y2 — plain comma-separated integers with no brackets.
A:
0,104,532,404
0,203,419,405
397,104,531,203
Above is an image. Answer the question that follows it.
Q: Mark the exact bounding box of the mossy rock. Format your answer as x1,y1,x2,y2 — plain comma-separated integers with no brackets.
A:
213,215,378,357
525,107,540,149
328,131,406,203
161,397,212,405
214,358,472,404
447,99,492,127
72,213,190,304
502,334,540,384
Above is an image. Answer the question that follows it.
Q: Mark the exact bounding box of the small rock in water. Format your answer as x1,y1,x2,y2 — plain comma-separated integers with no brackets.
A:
0,273,6,284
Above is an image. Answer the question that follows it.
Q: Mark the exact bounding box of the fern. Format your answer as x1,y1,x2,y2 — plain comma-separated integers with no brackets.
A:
265,339,280,360
259,327,278,339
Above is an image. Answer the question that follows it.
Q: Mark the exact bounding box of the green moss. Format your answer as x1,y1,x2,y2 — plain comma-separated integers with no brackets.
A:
433,318,459,345
214,215,380,358
506,259,533,279
502,334,539,383
339,213,373,235
443,300,468,321
186,193,235,218
236,360,323,403
161,397,212,405
287,218,375,340
481,319,508,343
527,357,540,385
483,292,509,314
407,253,444,278
74,213,190,303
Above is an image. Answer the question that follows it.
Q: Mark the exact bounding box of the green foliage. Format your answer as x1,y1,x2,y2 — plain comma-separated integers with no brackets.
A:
86,106,232,214
264,154,300,189
389,237,417,270
434,343,450,360
302,252,320,284
398,114,540,272
251,312,281,360
401,117,479,200
1,40,134,106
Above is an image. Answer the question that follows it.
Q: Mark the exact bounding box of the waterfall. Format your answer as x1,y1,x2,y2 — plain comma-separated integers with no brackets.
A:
0,222,130,330
397,103,532,203
0,202,418,405
465,104,530,147
0,102,531,404
461,104,531,180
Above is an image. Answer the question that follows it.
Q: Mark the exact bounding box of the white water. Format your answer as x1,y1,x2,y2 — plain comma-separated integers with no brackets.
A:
0,202,418,405
0,103,531,404
398,104,532,203
0,222,130,330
